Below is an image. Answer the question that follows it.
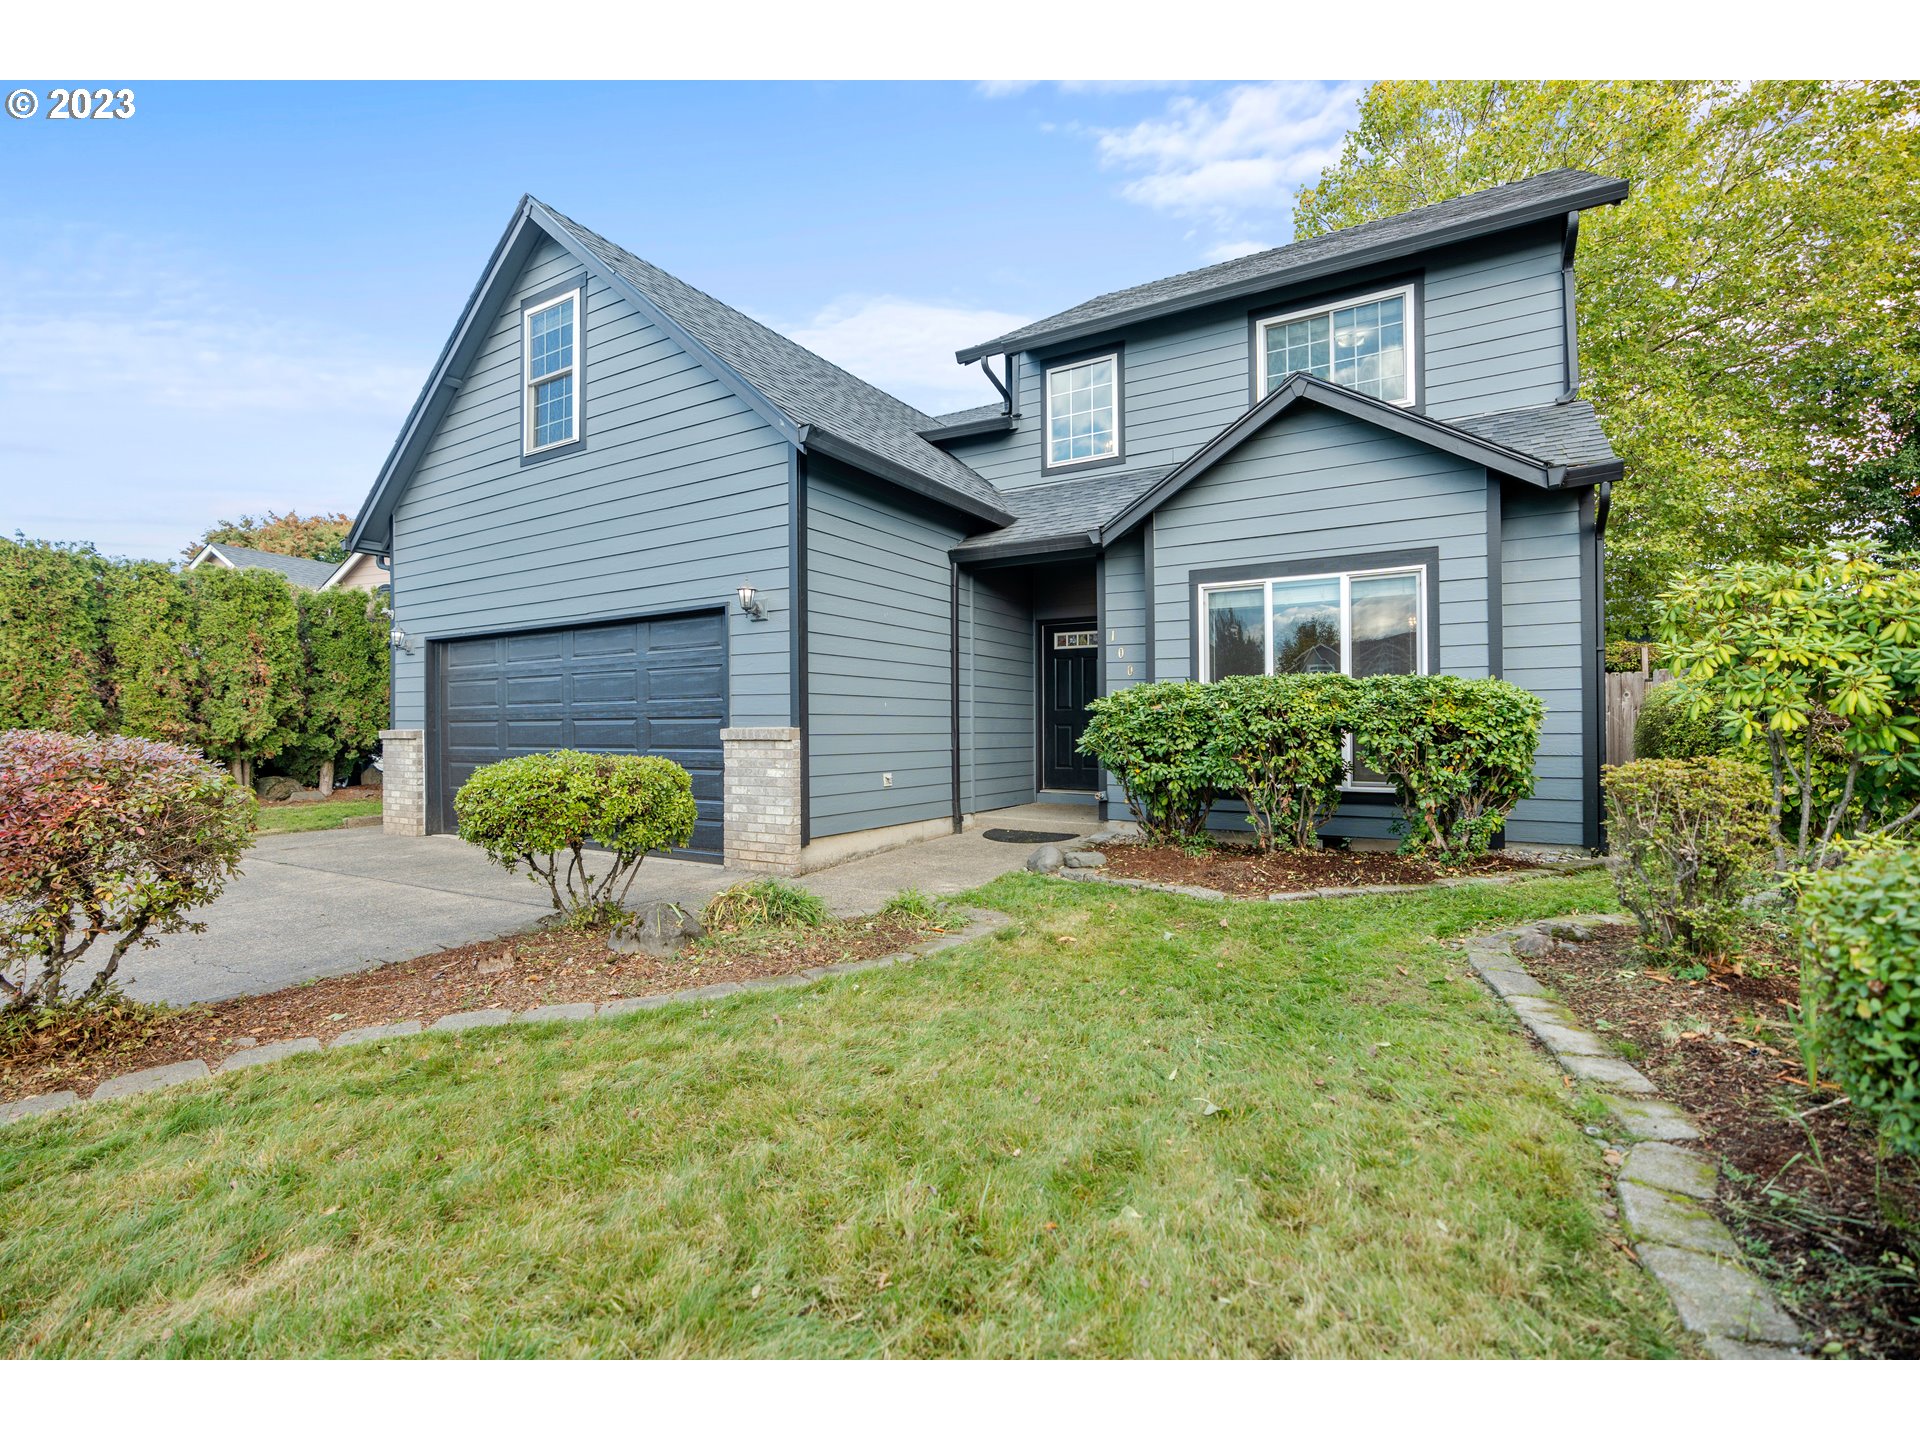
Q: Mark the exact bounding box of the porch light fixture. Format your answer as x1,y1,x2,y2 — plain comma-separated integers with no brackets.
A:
736,583,768,621
389,626,416,654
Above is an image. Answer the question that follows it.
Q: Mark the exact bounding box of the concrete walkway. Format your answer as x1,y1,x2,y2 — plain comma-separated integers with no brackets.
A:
90,804,1101,1007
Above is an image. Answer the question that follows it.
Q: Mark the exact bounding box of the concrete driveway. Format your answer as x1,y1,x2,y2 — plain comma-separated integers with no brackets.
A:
92,804,1102,1007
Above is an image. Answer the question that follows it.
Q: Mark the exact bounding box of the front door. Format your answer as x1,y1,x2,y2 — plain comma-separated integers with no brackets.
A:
1041,620,1100,791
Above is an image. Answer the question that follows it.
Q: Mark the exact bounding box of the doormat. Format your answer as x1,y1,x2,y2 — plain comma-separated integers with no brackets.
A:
981,828,1078,845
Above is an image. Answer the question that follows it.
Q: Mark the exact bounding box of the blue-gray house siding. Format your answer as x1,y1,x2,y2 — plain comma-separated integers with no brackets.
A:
389,237,793,735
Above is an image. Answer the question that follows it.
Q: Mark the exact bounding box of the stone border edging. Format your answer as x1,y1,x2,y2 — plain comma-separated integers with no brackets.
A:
0,908,1012,1127
1465,916,1806,1360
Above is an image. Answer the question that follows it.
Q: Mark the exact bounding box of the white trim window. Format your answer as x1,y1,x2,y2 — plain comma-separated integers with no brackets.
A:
1199,563,1427,788
1255,284,1415,406
1044,352,1120,468
523,288,581,453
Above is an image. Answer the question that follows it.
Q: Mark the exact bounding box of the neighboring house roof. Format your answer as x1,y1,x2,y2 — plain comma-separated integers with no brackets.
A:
957,169,1628,363
1101,374,1622,544
188,542,341,589
320,549,388,592
950,466,1177,562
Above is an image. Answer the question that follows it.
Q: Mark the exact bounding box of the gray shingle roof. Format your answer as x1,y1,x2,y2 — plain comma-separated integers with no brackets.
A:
959,169,1627,362
536,203,1009,520
1453,400,1618,470
199,544,341,589
951,467,1176,556
924,403,1009,430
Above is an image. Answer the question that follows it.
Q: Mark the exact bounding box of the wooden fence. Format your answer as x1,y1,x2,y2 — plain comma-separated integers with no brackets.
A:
1605,648,1670,764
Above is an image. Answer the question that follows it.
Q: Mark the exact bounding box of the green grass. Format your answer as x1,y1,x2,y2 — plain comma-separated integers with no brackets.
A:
253,798,382,834
0,872,1689,1358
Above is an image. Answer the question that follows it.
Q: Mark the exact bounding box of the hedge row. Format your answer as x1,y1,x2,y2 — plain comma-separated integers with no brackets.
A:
0,537,388,789
1077,673,1545,859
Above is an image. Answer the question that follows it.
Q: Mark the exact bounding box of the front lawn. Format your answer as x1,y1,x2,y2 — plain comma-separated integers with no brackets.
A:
0,872,1690,1358
254,797,382,834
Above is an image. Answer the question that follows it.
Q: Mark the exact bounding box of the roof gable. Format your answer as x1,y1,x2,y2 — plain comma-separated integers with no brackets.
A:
959,169,1627,363
189,543,340,589
348,198,1009,553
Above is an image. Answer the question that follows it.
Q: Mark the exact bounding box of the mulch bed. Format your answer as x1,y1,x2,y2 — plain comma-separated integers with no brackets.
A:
0,913,944,1104
260,784,382,807
1100,841,1548,897
1535,925,1920,1358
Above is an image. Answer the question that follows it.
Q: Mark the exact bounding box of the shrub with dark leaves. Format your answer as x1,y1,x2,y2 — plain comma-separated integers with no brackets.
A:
1206,673,1359,851
1078,681,1228,843
0,729,256,1010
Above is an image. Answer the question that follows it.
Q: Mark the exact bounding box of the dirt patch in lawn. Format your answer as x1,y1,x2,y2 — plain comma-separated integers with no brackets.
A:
259,784,382,808
0,911,950,1104
1100,841,1549,897
1535,924,1920,1358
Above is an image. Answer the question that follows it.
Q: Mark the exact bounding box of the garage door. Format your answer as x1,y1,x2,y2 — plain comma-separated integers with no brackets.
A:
431,612,726,858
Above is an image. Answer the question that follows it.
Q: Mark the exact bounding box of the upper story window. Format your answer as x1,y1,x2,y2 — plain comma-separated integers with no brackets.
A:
1256,285,1414,406
523,288,580,454
1044,352,1121,469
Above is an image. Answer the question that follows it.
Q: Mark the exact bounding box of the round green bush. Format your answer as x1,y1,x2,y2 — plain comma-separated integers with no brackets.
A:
1205,672,1358,851
1633,681,1728,760
1602,757,1771,962
455,750,697,918
1078,681,1228,843
1799,844,1920,1157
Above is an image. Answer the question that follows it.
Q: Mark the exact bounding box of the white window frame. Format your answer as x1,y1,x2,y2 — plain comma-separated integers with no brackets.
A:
1197,562,1428,791
1254,283,1417,407
1042,351,1122,470
522,287,582,455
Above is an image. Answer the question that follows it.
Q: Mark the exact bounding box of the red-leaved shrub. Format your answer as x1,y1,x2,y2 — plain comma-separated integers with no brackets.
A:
0,730,256,1010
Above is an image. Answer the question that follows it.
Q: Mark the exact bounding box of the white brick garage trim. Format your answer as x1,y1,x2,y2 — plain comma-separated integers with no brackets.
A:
722,727,802,872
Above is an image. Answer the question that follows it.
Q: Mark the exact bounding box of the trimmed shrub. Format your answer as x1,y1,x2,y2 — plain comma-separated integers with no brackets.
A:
455,750,697,921
1798,845,1920,1156
1350,675,1544,858
701,878,828,934
0,538,108,733
1633,680,1729,761
1602,757,1771,963
284,588,390,793
0,730,255,1010
1078,681,1227,843
1605,640,1661,674
190,566,306,788
1206,672,1359,851
104,560,201,746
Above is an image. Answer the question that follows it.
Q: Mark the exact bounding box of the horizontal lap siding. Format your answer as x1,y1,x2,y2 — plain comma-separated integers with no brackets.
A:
806,458,963,837
1423,232,1565,419
1502,485,1589,845
391,237,792,732
1148,404,1492,842
961,569,1034,813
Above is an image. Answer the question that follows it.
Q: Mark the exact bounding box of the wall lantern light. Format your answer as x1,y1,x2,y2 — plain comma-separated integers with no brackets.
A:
736,584,768,621
389,626,417,654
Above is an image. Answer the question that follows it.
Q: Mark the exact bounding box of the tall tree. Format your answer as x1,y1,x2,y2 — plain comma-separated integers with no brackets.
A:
189,567,305,788
1292,81,1920,636
0,537,108,732
104,560,202,746
289,588,391,794
189,510,352,564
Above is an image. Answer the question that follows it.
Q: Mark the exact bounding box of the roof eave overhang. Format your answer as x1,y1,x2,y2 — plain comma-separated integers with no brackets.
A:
956,177,1630,364
1099,374,1570,545
949,530,1102,568
918,414,1016,443
805,428,1016,528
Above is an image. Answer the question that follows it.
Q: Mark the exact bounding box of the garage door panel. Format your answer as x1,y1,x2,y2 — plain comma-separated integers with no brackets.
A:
432,612,727,859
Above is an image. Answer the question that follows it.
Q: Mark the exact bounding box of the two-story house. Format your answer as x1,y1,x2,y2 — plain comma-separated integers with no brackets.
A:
346,168,1625,869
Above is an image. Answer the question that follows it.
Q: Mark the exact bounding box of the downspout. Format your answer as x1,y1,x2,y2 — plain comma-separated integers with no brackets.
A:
1592,478,1614,852
980,355,1019,417
1556,212,1582,404
950,561,963,834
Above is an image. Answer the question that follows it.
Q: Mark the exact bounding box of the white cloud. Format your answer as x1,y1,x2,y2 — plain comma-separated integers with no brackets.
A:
1202,238,1275,263
783,295,1031,415
1092,82,1365,231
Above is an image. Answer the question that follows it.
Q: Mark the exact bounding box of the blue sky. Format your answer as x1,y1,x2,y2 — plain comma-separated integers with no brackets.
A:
0,81,1362,559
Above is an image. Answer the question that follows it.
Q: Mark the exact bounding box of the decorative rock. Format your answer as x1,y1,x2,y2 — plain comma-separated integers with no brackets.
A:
253,774,299,802
1621,1142,1719,1202
1064,850,1107,869
93,1059,211,1100
1026,844,1065,874
430,1008,515,1032
331,1020,423,1047
517,1002,597,1024
1617,1180,1739,1258
1601,1094,1702,1143
1555,1053,1657,1093
1636,1245,1802,1345
1509,929,1554,957
1704,1337,1807,1361
1,1089,81,1125
358,766,384,790
221,1037,321,1071
1542,920,1601,943
608,901,703,956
